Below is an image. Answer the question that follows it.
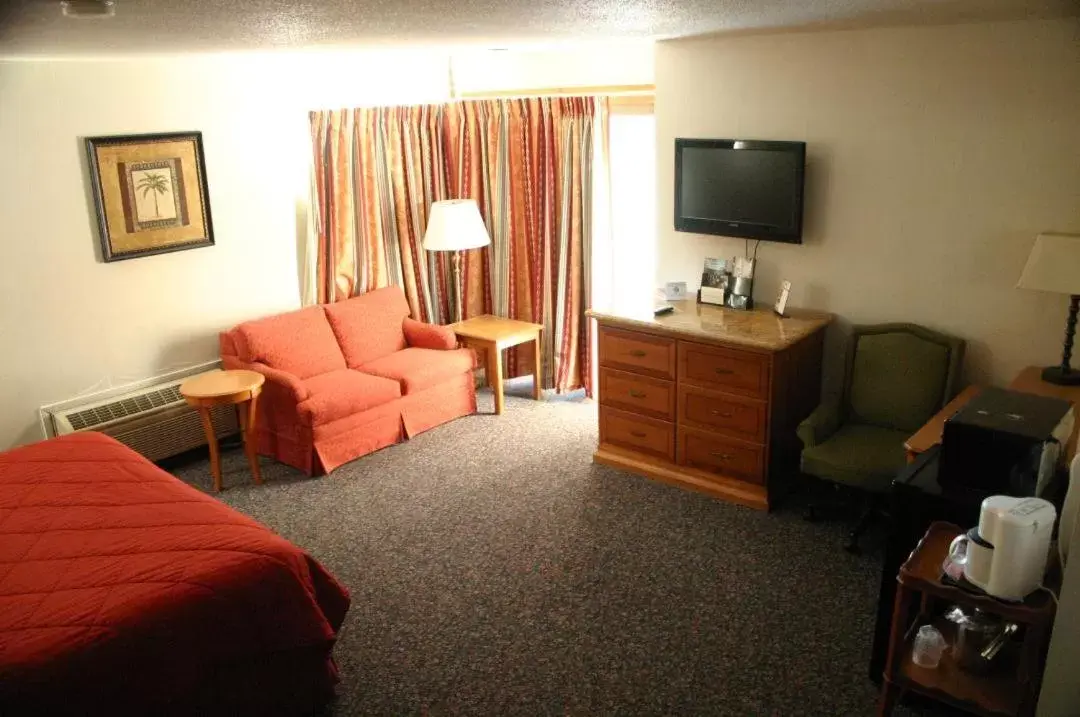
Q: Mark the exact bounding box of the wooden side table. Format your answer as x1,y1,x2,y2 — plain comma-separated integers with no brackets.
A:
878,522,1056,717
180,370,265,492
449,315,544,415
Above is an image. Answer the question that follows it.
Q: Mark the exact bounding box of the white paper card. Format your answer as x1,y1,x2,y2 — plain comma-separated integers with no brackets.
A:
700,286,726,306
774,280,792,316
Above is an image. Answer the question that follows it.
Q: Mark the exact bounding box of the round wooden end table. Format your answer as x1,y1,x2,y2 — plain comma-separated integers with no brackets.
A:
180,369,265,492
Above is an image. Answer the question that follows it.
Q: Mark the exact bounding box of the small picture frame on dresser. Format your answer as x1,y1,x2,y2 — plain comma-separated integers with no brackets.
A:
698,257,730,306
664,281,688,301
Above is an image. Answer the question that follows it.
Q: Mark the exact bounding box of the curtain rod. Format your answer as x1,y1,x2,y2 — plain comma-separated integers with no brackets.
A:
457,84,654,99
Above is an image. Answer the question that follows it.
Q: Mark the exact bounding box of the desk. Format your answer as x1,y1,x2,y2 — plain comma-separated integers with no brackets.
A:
904,386,982,462
904,366,1080,463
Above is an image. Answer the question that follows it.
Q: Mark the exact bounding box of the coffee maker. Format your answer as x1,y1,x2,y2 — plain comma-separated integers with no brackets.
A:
947,495,1056,601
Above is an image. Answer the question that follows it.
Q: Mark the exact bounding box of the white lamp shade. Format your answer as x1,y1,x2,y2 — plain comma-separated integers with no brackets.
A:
422,199,491,252
1017,233,1080,295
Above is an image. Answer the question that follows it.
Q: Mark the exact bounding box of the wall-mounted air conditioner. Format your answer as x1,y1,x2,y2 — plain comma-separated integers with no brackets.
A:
43,365,238,462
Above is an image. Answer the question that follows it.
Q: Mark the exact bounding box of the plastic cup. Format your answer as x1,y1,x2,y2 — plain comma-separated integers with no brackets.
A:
912,625,947,668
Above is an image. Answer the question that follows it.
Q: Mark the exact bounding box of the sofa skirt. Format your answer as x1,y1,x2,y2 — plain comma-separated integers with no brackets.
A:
310,374,477,474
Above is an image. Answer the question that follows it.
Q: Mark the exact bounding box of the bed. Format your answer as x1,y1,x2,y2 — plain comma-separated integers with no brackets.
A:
0,432,351,716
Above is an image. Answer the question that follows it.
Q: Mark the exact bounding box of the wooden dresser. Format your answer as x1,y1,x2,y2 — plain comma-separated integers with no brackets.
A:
588,301,832,510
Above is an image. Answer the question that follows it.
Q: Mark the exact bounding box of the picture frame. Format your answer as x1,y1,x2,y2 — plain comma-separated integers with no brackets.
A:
698,257,730,306
664,281,688,301
86,131,214,262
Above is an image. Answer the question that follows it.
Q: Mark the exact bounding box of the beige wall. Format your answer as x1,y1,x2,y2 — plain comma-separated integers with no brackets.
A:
657,20,1079,715
655,19,1080,389
0,44,653,450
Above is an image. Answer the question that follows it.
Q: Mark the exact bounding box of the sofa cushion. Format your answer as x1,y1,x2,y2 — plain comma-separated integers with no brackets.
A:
360,347,475,395
297,369,402,427
324,286,411,368
236,306,346,380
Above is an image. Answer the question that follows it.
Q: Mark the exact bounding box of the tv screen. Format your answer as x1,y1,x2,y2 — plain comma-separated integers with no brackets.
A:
674,139,806,244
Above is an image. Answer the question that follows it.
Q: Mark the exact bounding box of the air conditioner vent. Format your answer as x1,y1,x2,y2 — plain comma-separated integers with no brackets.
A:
66,385,184,430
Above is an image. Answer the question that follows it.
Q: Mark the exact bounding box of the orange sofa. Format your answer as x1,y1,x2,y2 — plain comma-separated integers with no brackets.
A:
220,286,476,475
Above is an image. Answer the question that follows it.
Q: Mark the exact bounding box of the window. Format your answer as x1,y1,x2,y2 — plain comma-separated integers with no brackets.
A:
590,100,656,392
594,103,657,313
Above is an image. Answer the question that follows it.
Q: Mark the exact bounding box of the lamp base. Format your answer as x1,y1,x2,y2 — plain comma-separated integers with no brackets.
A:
1041,365,1080,386
1044,295,1080,386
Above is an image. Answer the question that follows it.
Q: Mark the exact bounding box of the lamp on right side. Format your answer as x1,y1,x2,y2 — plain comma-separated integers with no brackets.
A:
1017,232,1080,385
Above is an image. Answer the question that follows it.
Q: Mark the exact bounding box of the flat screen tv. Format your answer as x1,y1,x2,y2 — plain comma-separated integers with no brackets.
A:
674,138,806,244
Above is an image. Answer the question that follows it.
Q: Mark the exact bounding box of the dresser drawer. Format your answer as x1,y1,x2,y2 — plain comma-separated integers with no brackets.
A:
677,428,765,485
599,327,676,379
600,368,675,421
599,407,675,462
679,341,769,398
678,384,767,444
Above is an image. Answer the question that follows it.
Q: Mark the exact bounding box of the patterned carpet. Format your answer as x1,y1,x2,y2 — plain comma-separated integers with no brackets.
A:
171,379,940,716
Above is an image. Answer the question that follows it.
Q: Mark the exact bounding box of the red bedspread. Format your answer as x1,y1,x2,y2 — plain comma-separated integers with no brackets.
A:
0,433,350,716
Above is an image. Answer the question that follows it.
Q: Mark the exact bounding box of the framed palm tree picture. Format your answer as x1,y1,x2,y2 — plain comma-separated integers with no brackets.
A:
86,131,214,262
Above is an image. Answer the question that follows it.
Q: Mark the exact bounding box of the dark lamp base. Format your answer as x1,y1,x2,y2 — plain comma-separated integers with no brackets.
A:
1041,365,1080,386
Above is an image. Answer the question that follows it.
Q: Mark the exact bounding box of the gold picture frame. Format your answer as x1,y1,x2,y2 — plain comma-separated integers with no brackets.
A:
86,131,215,262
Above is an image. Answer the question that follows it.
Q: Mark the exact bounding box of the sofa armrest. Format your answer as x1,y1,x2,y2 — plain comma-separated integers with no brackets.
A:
403,317,458,351
250,362,310,403
224,358,309,403
797,397,843,449
219,331,239,359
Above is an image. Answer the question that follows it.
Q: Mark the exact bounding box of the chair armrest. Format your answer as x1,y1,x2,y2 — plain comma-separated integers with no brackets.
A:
797,398,843,448
403,317,458,350
247,362,310,403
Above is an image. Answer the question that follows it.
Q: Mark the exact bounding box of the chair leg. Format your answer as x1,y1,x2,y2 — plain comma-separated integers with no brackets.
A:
804,480,844,523
845,499,878,554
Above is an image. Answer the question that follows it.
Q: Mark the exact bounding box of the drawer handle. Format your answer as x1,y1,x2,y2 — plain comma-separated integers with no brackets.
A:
630,431,647,438
714,368,734,375
629,390,646,398
711,410,734,418
628,349,648,358
711,452,735,461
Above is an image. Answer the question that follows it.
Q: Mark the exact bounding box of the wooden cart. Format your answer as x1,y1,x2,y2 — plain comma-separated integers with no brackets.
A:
878,522,1057,717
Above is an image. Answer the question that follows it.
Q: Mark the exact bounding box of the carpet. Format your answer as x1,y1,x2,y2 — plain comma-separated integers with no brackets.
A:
171,379,941,716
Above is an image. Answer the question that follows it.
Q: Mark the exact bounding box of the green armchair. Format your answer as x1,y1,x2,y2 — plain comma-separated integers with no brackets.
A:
798,323,965,551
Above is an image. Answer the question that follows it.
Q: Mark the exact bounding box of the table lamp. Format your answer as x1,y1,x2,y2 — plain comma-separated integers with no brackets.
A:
422,199,491,323
1017,232,1080,385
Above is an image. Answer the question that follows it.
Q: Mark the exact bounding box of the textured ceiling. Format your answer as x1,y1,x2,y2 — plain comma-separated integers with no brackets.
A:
0,0,1076,56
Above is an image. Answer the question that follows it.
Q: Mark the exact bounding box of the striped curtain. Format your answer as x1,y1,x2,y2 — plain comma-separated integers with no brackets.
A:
307,97,605,395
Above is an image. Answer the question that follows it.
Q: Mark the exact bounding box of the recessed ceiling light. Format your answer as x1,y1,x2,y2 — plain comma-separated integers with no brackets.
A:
61,1,116,19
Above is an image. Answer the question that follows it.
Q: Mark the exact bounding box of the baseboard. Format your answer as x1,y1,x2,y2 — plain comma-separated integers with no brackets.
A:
594,445,769,511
